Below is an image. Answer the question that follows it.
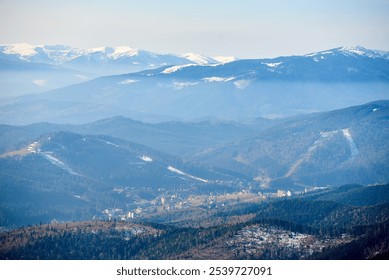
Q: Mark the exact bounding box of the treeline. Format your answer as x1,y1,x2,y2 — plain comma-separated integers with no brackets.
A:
2,183,389,260
309,222,389,259
214,184,389,236
0,221,241,260
1,230,152,260
2,219,389,260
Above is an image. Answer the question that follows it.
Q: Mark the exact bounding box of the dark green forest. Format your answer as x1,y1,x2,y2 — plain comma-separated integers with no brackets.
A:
1,184,388,260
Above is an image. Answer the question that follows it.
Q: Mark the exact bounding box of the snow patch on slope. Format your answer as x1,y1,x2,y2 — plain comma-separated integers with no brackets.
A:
306,51,333,57
262,62,282,68
342,128,359,157
167,166,208,183
118,79,138,85
0,141,40,158
33,80,46,87
27,142,40,153
139,155,153,162
285,128,359,178
97,139,119,148
202,77,236,82
285,130,338,178
234,80,251,89
161,64,196,74
174,81,198,89
41,152,79,176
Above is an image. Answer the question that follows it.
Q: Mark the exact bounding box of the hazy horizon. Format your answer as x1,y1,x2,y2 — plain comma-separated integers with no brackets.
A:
1,0,388,58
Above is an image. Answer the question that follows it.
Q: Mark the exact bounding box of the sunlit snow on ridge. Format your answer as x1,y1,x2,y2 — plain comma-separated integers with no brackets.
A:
109,46,139,59
262,62,282,68
82,46,107,54
3,43,37,58
212,56,237,64
182,52,213,65
161,64,196,74
340,46,366,56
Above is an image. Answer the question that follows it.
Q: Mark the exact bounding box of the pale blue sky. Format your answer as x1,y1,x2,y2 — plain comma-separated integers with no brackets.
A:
1,0,388,58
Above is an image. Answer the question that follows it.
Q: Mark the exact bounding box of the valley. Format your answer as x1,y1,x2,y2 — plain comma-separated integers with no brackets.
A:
1,183,389,260
0,45,388,260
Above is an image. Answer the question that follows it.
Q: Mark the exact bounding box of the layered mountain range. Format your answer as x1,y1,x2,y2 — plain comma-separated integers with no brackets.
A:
1,45,388,124
1,101,388,227
191,100,389,188
0,43,234,97
0,43,231,67
1,44,388,236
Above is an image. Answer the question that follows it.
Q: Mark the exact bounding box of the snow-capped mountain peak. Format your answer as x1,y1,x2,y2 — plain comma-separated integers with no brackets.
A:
109,46,139,59
338,45,389,59
1,43,79,64
83,46,110,54
181,52,217,65
80,46,140,59
339,45,368,56
304,45,389,61
0,43,225,67
2,43,38,59
0,43,232,93
212,56,237,64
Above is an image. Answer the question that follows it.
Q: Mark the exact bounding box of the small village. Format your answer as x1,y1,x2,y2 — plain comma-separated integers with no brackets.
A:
99,185,299,221
100,185,321,222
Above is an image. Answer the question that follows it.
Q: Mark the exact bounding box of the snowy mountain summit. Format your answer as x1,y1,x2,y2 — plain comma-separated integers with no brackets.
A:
1,43,388,100
0,43,239,96
305,45,389,60
0,43,235,69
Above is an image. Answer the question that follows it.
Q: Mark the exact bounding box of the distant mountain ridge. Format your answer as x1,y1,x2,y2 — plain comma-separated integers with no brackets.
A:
0,130,240,226
1,45,388,124
1,101,388,189
2,43,387,67
0,43,236,97
192,100,389,188
1,44,389,260
0,43,233,71
148,45,389,82
0,115,276,159
1,101,388,228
